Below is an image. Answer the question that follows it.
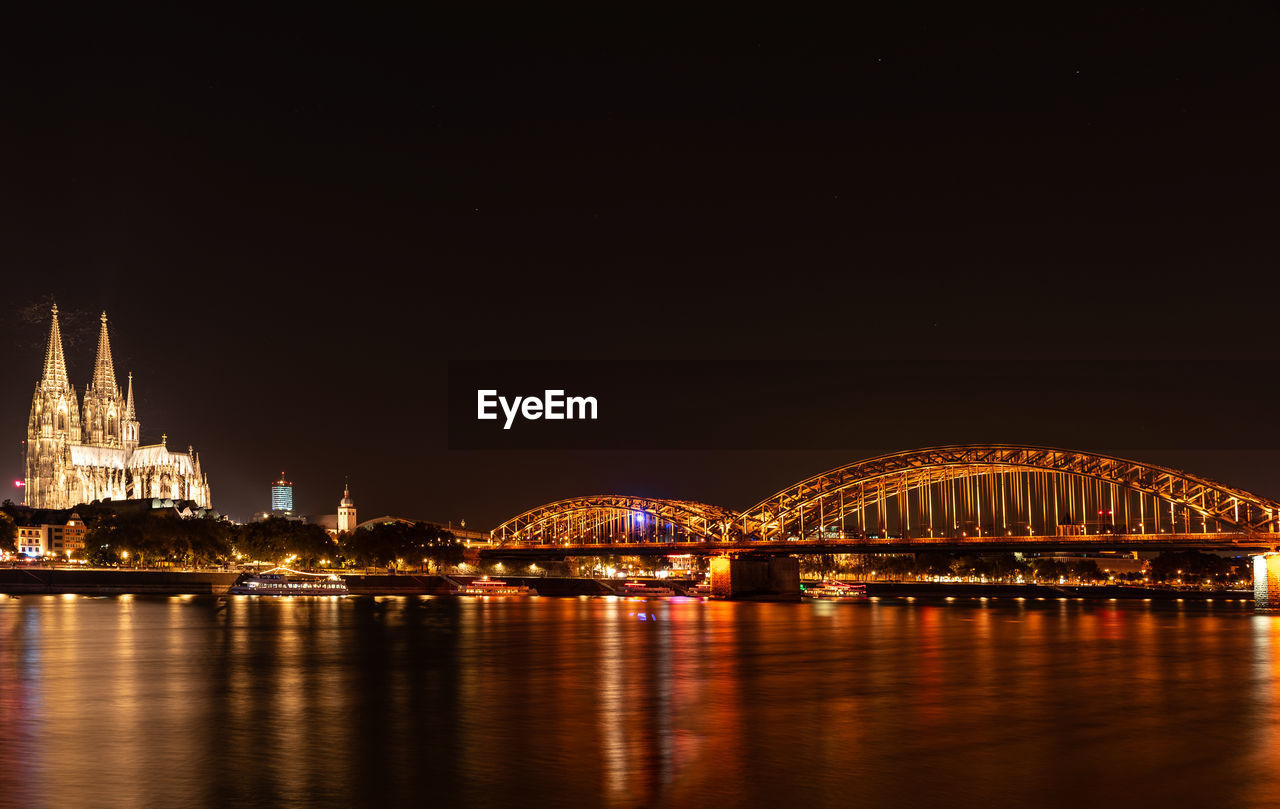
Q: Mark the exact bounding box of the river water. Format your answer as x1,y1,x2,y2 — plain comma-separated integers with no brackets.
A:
1,593,1277,809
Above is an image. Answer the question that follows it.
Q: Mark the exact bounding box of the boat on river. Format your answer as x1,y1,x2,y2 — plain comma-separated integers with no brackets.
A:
618,581,678,597
802,579,867,599
228,568,349,596
455,578,537,596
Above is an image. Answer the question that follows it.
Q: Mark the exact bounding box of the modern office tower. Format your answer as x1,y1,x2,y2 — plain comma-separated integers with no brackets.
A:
271,473,294,514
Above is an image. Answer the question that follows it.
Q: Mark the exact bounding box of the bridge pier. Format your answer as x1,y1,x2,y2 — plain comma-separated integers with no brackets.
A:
1255,553,1280,613
710,555,801,601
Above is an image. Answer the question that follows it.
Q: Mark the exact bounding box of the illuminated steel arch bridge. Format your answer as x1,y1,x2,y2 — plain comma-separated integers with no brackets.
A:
492,495,740,547
489,445,1280,554
740,444,1280,542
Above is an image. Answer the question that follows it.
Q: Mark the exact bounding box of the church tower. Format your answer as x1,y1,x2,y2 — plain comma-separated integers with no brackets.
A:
338,480,357,532
82,312,125,448
26,304,82,508
122,372,140,451
23,304,213,513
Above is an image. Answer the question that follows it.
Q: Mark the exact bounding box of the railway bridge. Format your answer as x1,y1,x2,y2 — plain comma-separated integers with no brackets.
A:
486,446,1280,606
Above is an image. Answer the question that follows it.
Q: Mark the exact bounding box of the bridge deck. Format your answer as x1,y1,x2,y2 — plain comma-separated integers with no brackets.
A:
480,532,1280,558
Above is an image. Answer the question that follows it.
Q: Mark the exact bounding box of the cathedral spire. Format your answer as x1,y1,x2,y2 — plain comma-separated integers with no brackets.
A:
41,303,70,389
122,371,140,451
125,372,136,418
90,311,118,394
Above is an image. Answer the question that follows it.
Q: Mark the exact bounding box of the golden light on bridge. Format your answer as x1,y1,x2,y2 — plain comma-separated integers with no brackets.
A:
490,445,1280,549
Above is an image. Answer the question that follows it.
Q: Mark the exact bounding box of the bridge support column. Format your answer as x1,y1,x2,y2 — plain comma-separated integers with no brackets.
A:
710,555,800,601
1255,553,1280,613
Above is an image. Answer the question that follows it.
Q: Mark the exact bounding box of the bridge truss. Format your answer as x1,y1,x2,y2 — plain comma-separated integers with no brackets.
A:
490,446,1280,549
491,495,740,546
741,445,1280,541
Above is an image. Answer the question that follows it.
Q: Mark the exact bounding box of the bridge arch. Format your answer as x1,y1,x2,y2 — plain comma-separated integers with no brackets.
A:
742,445,1280,541
492,495,740,546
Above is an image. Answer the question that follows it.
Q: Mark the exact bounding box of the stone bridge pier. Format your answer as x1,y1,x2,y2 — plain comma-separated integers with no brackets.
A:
710,555,801,601
1255,553,1280,612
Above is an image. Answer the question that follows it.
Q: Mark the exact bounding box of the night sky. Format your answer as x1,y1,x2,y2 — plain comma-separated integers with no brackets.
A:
3,8,1278,526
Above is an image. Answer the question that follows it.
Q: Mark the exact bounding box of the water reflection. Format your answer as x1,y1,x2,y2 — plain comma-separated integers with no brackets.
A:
0,595,1274,808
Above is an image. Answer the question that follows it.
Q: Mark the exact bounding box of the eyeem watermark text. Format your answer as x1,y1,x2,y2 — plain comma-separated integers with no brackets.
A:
477,390,599,429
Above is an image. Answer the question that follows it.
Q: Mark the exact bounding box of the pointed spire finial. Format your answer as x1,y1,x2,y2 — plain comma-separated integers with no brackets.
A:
90,311,118,394
41,303,70,389
125,372,136,418
161,433,167,447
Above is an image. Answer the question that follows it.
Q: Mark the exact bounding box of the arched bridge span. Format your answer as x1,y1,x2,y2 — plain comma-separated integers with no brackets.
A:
489,446,1280,550
743,445,1280,541
492,495,739,546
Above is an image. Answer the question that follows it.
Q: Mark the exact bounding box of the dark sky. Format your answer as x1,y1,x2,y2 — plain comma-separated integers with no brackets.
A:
2,8,1278,525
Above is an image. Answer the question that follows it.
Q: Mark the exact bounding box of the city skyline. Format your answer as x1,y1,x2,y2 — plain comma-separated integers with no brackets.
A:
3,8,1277,527
3,10,1279,809
9,310,1280,528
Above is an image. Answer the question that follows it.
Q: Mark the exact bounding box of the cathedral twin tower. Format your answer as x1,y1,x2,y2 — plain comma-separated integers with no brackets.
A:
25,305,211,510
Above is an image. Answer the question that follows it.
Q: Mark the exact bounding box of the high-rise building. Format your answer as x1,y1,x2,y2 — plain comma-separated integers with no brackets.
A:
271,473,293,514
24,305,211,509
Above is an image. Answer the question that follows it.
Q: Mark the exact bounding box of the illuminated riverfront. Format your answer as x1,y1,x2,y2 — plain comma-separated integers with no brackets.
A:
2,594,1278,809
4,7,1278,808
484,445,1280,607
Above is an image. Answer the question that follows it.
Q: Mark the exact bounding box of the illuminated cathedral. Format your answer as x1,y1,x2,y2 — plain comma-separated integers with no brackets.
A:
24,305,211,509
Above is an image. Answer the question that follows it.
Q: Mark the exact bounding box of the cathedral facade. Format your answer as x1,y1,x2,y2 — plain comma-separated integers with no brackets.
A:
24,305,211,509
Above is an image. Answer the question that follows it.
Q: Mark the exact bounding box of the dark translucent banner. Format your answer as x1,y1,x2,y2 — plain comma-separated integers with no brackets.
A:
447,360,1277,450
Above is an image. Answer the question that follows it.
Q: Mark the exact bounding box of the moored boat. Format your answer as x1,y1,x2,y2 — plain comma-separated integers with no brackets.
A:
802,579,867,599
228,568,349,596
455,577,537,596
618,580,678,597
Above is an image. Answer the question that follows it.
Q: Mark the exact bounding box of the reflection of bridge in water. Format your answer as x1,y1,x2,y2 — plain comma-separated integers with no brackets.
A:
487,445,1280,606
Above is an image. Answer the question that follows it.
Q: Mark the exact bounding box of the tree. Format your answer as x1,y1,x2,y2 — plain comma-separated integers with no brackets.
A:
0,511,15,555
416,523,464,571
342,521,403,567
988,553,1028,581
184,517,234,565
1029,558,1065,582
916,552,954,577
84,542,121,567
1069,559,1103,582
1149,550,1233,584
802,554,840,578
232,517,335,566
341,521,463,571
84,511,149,564
879,555,918,579
82,509,234,567
950,555,988,578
